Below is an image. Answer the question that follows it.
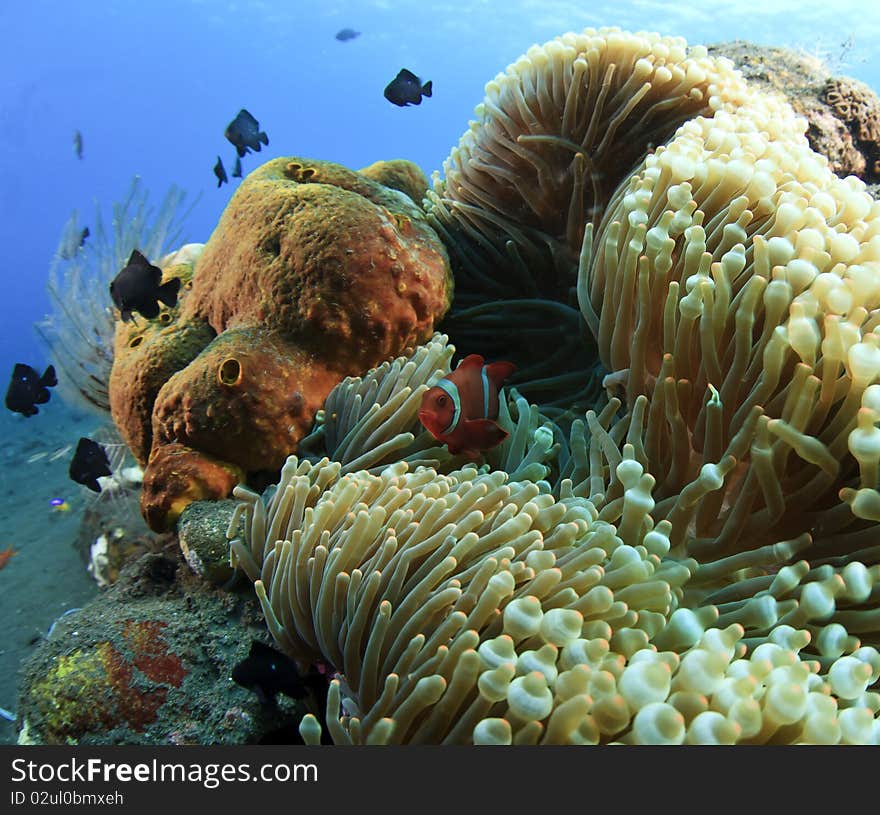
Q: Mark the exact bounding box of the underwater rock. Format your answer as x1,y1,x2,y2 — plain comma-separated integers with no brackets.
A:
17,553,303,745
177,499,239,585
708,41,880,182
74,489,171,587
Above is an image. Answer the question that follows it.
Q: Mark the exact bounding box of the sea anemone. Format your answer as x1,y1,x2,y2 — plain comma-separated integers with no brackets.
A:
227,26,880,745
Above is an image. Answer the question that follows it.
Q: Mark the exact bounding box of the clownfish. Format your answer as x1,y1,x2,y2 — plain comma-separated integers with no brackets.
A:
418,354,516,460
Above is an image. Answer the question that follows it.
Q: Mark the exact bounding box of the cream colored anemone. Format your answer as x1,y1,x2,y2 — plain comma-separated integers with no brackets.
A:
229,454,687,743
297,333,457,473
229,448,880,744
426,26,768,301
581,95,880,554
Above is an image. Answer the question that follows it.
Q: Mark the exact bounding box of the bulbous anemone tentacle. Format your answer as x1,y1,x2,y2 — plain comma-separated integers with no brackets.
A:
427,24,880,557
428,27,766,409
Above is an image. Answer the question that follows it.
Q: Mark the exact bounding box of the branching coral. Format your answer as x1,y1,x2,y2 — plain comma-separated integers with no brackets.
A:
36,178,197,416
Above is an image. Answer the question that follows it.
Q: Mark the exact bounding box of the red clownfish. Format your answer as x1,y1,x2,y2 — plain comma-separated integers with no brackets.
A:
418,354,516,460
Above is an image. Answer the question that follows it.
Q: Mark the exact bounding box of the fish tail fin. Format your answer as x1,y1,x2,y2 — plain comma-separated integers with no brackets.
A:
41,365,58,388
260,131,269,145
157,277,181,307
484,360,516,388
422,80,432,97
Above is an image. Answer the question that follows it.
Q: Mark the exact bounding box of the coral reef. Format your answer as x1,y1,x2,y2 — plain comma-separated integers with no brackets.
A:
708,41,880,182
17,553,304,745
823,76,880,180
221,27,880,745
107,158,452,530
50,24,880,746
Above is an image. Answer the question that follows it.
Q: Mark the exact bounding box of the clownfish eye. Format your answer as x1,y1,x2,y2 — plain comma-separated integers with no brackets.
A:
436,394,448,407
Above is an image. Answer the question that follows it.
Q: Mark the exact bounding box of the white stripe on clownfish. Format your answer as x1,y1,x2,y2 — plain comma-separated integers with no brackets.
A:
481,366,490,419
435,378,462,435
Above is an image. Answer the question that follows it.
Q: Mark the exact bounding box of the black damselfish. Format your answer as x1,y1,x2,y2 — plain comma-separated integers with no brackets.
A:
231,640,307,705
69,437,112,493
335,28,360,41
214,155,228,187
384,68,432,107
5,364,57,418
225,109,269,158
59,226,90,261
109,249,180,322
231,155,242,178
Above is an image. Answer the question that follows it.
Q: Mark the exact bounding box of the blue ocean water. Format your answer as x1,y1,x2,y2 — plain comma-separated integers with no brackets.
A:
1,0,879,378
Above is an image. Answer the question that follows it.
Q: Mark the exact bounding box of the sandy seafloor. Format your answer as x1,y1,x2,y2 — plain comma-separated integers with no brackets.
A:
0,401,105,744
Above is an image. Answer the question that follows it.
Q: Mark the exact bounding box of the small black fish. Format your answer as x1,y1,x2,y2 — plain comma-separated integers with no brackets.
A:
69,437,112,493
231,155,242,178
232,640,307,705
5,364,57,418
335,28,360,42
224,109,269,158
384,68,432,107
58,226,91,261
109,249,181,322
214,155,228,187
73,129,83,160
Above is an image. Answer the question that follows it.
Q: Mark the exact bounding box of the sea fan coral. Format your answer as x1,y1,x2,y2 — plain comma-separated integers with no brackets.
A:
35,177,197,415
